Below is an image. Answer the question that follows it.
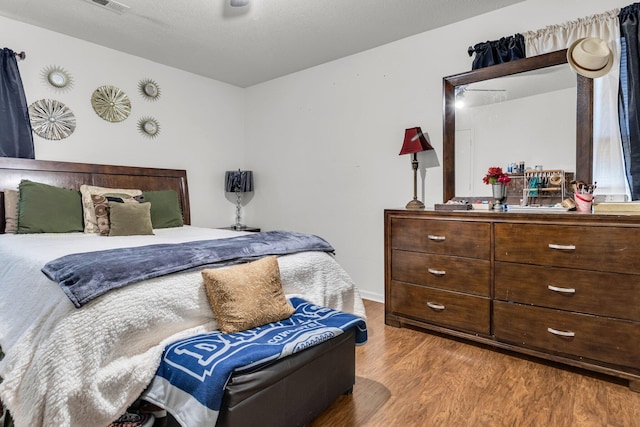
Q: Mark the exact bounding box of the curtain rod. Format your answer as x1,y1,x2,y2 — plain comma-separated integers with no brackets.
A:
14,51,26,60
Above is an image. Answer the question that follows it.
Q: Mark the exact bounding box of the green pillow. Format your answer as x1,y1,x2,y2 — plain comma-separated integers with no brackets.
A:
17,180,83,233
108,202,154,236
142,190,184,229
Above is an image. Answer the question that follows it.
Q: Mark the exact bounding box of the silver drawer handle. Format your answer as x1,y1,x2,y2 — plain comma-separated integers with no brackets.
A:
427,268,446,276
547,327,575,338
548,243,576,251
427,302,445,311
547,285,576,294
427,234,446,241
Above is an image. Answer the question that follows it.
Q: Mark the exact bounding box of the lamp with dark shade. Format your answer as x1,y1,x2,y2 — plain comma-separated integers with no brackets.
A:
224,169,254,230
399,127,433,209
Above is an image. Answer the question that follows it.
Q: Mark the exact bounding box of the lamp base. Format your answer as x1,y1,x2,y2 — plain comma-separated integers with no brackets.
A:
405,199,425,210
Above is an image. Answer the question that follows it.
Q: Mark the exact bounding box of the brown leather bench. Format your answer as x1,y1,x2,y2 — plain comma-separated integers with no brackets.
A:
164,327,356,427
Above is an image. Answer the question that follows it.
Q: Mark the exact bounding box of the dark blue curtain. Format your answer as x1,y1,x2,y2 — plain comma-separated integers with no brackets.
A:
619,4,640,200
0,48,34,159
470,34,526,70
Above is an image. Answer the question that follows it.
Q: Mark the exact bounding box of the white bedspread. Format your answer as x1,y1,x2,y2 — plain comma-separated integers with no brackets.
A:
0,226,365,427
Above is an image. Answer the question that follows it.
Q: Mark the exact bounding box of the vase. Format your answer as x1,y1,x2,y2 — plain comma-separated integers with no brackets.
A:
492,183,506,210
574,191,593,213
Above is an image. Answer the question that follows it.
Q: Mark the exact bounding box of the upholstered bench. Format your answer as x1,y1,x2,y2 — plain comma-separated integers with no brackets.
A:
163,327,356,427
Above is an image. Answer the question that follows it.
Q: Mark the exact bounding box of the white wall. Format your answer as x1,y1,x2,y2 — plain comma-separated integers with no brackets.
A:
245,0,630,302
0,15,247,229
1,0,630,302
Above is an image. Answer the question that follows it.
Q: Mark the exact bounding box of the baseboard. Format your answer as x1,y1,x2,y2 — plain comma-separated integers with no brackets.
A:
359,290,383,303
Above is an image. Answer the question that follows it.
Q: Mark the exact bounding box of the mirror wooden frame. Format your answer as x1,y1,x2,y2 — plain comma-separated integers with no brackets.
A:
442,49,593,203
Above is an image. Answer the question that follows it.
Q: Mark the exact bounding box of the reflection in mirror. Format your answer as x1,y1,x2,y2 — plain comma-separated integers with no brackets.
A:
48,72,67,87
442,49,593,203
455,64,576,198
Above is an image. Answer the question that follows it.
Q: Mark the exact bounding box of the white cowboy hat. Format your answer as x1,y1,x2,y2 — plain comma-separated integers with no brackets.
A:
566,37,614,79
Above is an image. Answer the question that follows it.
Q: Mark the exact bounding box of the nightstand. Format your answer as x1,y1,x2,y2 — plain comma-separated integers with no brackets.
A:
218,226,261,232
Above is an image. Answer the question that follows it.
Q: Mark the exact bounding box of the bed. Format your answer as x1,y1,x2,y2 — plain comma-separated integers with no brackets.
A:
0,157,366,427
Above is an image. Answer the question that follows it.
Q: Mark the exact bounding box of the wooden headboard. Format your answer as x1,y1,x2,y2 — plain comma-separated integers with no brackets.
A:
0,157,190,232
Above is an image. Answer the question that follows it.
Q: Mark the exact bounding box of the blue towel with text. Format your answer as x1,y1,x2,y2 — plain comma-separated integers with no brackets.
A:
142,298,367,427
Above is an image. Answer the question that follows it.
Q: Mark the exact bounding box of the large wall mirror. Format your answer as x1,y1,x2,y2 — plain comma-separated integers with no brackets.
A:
442,49,593,202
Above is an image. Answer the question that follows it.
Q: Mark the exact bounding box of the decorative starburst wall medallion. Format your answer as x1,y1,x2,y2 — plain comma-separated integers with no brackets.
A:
91,85,131,122
29,99,76,140
137,116,160,138
138,78,160,101
41,65,73,90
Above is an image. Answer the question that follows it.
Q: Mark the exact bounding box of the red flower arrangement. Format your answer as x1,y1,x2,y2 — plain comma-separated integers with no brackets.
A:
483,167,512,185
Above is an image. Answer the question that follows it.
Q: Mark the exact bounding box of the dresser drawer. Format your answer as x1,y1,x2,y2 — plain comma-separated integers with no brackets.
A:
392,250,490,296
390,218,490,259
389,281,490,334
495,223,640,275
495,262,640,321
494,301,640,369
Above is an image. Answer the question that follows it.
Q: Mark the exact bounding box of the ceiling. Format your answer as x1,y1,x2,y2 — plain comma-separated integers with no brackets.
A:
0,0,526,88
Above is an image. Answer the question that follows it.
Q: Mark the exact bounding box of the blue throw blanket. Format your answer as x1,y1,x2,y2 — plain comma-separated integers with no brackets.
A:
142,298,367,427
41,231,334,308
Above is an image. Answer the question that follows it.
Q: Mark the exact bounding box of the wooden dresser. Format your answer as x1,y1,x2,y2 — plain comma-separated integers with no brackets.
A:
384,209,640,391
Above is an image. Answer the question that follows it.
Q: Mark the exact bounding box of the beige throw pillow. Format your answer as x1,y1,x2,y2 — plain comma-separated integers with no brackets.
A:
3,189,18,233
202,256,295,333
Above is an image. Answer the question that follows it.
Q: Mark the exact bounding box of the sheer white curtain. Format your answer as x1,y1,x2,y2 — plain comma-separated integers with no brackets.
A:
523,9,630,199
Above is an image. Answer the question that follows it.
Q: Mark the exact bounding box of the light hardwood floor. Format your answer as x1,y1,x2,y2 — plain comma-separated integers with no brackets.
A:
310,299,640,427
